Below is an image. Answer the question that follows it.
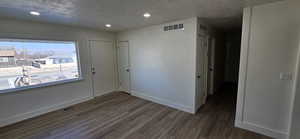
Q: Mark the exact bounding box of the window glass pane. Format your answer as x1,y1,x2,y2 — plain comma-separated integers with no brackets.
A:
0,57,9,62
0,39,80,91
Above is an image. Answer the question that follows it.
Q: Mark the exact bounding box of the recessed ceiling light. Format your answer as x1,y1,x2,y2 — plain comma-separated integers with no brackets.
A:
30,11,40,16
105,24,111,28
143,12,151,18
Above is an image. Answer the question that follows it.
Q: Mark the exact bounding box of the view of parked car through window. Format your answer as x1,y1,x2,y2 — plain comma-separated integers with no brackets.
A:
0,39,80,92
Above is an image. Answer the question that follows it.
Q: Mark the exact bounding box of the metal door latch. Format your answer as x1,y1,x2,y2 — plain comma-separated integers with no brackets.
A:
91,67,96,74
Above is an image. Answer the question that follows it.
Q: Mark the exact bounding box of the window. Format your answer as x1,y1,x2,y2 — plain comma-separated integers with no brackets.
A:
0,39,81,93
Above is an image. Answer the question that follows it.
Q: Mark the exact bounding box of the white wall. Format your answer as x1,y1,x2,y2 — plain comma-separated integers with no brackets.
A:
236,1,299,138
0,19,116,127
117,18,198,113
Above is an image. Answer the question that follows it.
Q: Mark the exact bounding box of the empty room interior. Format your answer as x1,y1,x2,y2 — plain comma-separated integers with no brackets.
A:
0,0,300,139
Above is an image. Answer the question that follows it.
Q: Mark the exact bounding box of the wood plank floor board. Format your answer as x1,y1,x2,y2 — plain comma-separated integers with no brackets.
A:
80,103,161,139
0,91,272,139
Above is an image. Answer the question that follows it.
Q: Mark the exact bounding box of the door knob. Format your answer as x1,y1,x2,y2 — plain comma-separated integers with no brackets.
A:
91,67,96,74
126,69,130,72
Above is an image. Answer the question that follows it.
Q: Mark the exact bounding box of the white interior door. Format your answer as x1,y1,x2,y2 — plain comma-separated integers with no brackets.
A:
117,41,131,93
203,37,209,104
208,38,216,95
196,35,209,108
196,36,204,108
90,40,115,97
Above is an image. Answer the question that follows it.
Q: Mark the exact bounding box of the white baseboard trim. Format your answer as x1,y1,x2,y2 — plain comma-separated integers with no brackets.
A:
235,121,288,139
0,96,93,128
131,90,195,114
94,90,116,97
115,88,131,94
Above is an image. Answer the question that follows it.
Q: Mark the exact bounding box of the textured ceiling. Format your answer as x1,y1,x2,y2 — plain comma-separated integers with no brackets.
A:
0,0,282,32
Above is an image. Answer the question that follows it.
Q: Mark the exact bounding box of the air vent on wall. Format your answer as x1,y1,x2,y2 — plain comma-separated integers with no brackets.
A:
163,24,184,31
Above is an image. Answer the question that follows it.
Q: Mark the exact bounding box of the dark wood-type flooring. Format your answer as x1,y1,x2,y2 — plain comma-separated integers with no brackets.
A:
0,89,272,139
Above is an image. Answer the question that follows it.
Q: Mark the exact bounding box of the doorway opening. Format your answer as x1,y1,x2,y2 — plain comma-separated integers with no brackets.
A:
117,41,131,94
196,27,242,114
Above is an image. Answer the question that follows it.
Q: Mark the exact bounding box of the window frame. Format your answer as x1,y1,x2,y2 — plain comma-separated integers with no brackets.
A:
0,38,83,94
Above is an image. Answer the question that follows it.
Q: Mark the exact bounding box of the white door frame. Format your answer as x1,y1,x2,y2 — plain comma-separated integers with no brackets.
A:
117,40,131,94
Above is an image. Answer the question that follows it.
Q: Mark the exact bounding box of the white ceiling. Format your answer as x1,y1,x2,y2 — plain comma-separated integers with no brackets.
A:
0,0,281,32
